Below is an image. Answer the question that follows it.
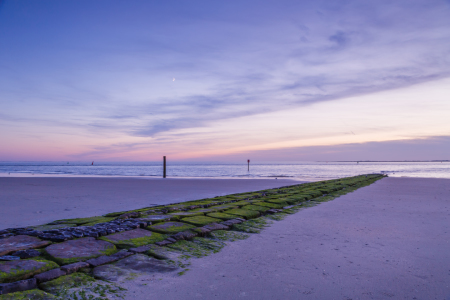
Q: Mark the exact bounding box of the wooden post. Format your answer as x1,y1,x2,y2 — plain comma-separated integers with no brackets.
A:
247,159,250,172
163,156,166,178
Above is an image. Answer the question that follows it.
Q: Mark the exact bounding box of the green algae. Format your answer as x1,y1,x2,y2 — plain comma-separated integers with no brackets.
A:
209,230,249,242
257,202,286,209
180,216,221,226
206,212,238,220
147,222,196,234
0,259,59,284
39,272,96,294
39,272,126,299
166,237,224,258
100,233,166,249
224,209,260,219
243,205,271,212
169,211,205,218
0,289,56,300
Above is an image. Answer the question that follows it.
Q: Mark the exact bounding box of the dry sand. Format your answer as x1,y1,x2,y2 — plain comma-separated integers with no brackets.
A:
122,177,450,300
0,177,296,230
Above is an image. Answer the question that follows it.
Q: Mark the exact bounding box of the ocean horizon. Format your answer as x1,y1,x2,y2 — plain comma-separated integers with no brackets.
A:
1,161,449,180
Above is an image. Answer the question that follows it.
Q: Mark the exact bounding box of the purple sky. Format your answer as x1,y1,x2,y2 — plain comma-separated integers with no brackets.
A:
1,0,449,161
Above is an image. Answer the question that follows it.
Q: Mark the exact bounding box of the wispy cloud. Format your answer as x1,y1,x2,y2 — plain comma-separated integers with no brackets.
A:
0,0,450,160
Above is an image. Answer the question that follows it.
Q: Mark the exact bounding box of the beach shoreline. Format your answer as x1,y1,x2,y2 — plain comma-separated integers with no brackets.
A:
0,177,298,230
120,176,450,299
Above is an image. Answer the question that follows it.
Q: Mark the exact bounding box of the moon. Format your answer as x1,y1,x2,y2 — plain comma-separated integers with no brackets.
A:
173,78,175,82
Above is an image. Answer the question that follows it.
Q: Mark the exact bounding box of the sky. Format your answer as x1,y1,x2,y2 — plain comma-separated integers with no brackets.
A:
0,0,449,162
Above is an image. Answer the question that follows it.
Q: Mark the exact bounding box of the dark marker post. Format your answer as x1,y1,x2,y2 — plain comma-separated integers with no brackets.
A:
247,159,250,172
163,156,166,178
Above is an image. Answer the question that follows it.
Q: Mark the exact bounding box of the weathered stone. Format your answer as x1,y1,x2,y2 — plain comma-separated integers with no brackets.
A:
0,289,56,299
128,245,152,254
181,216,222,226
202,223,229,231
60,262,89,274
191,227,211,237
154,240,174,246
0,256,20,262
0,259,58,283
34,268,66,283
92,254,178,282
38,272,96,294
171,230,197,241
144,245,184,260
0,278,37,295
99,228,165,249
147,222,196,234
169,211,204,218
86,250,133,267
12,249,41,259
166,237,177,243
45,237,116,265
0,235,50,256
223,208,260,219
220,219,242,227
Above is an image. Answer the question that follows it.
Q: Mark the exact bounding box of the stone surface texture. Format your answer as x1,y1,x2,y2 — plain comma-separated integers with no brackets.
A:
0,235,50,256
0,259,58,283
34,268,66,283
45,237,115,264
0,278,37,295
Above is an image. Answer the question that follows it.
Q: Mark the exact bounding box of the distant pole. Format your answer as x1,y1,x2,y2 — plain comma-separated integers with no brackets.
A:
247,159,250,172
163,156,166,178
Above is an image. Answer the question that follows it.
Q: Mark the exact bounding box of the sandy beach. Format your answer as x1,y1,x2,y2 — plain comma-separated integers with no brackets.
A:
120,177,450,299
0,177,296,230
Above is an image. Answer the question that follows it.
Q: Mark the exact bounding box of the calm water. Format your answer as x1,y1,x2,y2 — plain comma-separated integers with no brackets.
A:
0,161,448,180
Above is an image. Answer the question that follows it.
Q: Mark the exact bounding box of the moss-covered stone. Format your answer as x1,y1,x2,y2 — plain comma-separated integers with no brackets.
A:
243,205,271,212
209,230,249,242
38,272,96,294
147,222,196,234
0,289,56,300
189,208,220,213
180,216,222,226
257,202,286,209
167,238,224,258
169,211,205,218
265,199,289,206
232,200,254,206
0,259,58,283
99,229,166,249
224,209,260,219
45,237,117,265
206,212,238,220
136,215,175,224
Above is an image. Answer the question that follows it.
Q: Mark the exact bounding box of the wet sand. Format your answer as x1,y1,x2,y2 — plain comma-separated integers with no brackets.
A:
0,177,296,230
122,177,450,299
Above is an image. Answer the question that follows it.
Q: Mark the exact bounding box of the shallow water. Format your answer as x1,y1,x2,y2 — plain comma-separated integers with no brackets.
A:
0,161,448,180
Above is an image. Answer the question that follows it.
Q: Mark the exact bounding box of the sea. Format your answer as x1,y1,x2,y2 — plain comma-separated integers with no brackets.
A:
0,161,449,181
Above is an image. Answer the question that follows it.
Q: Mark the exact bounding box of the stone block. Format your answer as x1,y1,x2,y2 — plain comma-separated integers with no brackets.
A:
0,259,58,283
202,223,229,231
180,216,222,226
86,250,133,267
60,262,90,274
45,237,116,265
0,235,50,256
147,222,196,234
99,228,166,249
92,254,178,282
0,278,37,295
34,268,66,283
12,249,41,259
